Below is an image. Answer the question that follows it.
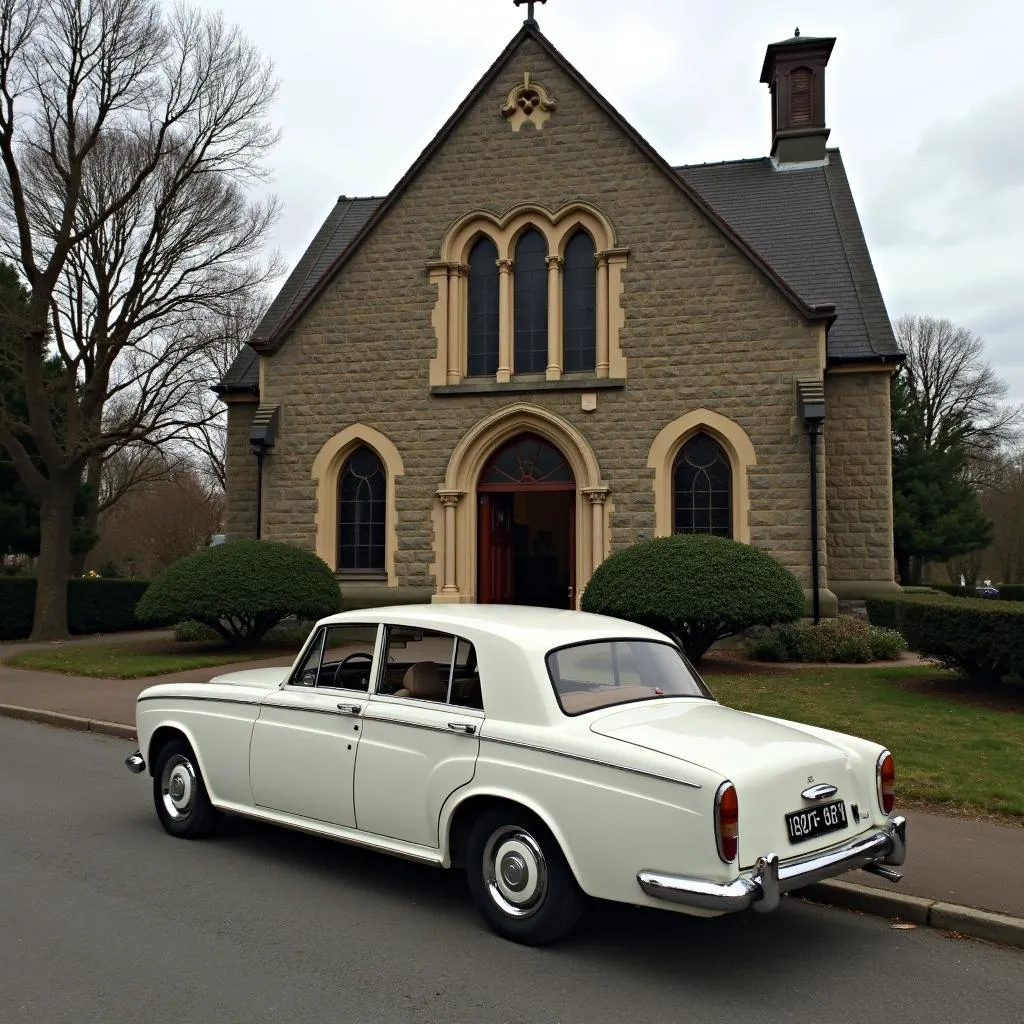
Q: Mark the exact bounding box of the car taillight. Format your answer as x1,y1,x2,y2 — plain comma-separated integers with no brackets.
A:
715,781,739,863
876,750,895,814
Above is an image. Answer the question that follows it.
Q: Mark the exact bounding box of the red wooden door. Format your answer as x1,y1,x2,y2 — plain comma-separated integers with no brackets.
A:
478,493,515,603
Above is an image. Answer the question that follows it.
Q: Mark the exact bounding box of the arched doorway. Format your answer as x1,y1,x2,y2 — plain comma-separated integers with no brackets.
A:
477,433,576,608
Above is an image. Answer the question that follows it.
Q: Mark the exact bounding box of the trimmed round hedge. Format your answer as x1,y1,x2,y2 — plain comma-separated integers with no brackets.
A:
581,534,806,661
136,540,341,648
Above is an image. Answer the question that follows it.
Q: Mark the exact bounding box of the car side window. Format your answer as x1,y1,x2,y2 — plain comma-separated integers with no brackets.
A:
291,628,326,687
376,627,483,711
318,624,379,691
290,624,379,691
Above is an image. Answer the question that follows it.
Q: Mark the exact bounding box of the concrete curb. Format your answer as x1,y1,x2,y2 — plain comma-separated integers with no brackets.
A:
2,702,1022,948
800,879,1024,949
0,703,136,741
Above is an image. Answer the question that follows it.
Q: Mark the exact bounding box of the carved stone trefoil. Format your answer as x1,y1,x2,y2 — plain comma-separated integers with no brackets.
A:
500,71,557,132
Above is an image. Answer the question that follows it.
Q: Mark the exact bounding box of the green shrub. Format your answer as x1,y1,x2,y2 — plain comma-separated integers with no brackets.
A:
744,616,907,664
0,578,150,640
580,534,805,661
173,620,222,643
137,540,341,648
866,595,1024,683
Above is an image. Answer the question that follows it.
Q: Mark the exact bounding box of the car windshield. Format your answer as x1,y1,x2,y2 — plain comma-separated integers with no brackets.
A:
546,639,713,716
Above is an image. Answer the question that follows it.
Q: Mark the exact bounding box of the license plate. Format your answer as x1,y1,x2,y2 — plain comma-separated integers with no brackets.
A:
785,799,847,844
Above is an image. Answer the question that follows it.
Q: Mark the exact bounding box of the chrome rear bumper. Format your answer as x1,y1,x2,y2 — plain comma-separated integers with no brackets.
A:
125,750,146,775
638,814,907,914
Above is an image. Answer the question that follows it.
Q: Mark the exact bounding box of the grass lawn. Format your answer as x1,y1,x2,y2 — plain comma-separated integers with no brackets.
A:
4,638,298,679
706,664,1024,821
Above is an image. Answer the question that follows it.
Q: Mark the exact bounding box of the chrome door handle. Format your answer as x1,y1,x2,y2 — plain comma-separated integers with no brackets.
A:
447,722,477,735
336,703,362,716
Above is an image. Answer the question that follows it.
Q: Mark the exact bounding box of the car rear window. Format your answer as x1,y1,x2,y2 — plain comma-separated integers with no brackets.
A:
545,639,712,716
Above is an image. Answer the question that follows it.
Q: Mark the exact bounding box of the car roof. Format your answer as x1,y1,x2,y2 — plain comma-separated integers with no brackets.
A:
318,604,670,649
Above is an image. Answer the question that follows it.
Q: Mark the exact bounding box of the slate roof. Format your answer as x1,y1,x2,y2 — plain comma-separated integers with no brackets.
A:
216,26,899,396
677,151,900,362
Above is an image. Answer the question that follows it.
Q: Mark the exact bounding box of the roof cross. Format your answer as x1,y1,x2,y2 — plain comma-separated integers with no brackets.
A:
513,0,547,26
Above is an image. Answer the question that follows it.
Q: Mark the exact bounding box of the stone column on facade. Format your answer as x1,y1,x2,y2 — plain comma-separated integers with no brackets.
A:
545,255,563,381
446,264,463,385
595,253,610,378
496,258,514,383
437,490,464,595
582,487,610,577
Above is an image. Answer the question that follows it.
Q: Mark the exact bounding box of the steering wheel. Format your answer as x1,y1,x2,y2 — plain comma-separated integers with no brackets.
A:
333,651,373,689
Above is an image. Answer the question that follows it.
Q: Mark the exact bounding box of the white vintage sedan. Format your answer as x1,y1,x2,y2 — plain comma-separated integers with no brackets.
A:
125,605,907,944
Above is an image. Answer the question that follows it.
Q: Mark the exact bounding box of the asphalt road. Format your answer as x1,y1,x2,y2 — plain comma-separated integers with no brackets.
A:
1,719,1021,1024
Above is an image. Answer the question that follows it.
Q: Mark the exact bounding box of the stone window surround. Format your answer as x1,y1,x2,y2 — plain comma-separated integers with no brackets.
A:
647,409,758,545
430,403,611,606
311,424,405,586
428,202,629,389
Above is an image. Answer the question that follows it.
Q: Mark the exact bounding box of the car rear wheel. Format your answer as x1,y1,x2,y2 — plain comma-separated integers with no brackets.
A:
465,807,586,945
152,737,219,839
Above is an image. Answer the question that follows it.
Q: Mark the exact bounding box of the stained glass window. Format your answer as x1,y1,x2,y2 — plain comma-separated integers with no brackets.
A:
467,236,499,377
338,445,386,572
563,230,596,373
672,433,732,537
481,434,574,487
514,229,548,374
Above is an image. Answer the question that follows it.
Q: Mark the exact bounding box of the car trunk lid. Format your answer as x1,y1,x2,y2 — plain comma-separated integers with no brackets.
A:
589,700,874,866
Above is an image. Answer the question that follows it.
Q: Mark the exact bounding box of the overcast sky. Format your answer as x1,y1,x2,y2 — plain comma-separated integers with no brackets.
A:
208,0,1023,404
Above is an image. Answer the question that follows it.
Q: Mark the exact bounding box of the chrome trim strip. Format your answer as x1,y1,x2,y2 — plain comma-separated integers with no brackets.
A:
219,804,444,867
360,714,478,737
480,735,702,790
136,695,261,709
801,783,838,801
637,814,907,914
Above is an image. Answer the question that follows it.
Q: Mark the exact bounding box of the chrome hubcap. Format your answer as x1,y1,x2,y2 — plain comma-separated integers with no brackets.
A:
161,755,196,821
483,827,547,918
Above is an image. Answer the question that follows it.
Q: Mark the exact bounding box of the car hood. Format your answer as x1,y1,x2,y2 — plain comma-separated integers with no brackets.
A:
588,699,851,782
206,667,292,690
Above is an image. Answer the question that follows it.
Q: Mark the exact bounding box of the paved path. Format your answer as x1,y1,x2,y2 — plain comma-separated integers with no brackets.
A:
1,718,1020,1024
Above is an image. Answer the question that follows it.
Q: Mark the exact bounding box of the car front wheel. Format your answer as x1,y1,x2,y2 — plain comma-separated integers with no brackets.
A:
152,737,219,839
465,807,586,945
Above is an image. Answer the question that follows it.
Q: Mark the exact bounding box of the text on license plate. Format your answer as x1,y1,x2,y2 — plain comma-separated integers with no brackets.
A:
785,799,847,844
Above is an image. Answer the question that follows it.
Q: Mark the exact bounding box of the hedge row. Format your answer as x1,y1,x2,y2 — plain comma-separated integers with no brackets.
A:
929,583,1024,602
866,594,1024,683
0,578,151,640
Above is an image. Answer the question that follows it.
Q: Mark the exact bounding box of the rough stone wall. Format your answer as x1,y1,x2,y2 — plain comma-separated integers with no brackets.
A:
224,401,258,540
824,371,897,592
258,36,825,593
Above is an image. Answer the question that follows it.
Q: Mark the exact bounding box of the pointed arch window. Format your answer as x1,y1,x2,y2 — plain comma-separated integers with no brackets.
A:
467,236,499,377
672,433,732,537
514,229,548,374
338,445,386,572
562,230,596,373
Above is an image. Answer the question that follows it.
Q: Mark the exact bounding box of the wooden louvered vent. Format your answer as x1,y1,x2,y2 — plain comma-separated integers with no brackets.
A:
791,68,813,124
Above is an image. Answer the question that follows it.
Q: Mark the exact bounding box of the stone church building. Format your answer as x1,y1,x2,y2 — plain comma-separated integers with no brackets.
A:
217,17,903,615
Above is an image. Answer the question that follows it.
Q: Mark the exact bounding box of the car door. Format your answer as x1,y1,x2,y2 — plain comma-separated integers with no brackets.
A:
353,625,482,848
249,622,381,828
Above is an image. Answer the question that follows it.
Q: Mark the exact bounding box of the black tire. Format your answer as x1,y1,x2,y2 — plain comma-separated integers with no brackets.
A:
152,737,219,839
465,806,586,945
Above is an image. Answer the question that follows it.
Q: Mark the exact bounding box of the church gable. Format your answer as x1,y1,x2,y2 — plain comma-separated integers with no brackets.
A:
252,24,831,359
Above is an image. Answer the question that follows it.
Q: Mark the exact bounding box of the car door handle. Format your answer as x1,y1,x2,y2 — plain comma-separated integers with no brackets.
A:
447,722,477,735
336,703,362,716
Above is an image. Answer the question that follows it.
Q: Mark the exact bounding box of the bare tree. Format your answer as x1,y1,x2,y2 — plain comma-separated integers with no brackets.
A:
0,0,279,638
177,293,270,491
895,315,1023,479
